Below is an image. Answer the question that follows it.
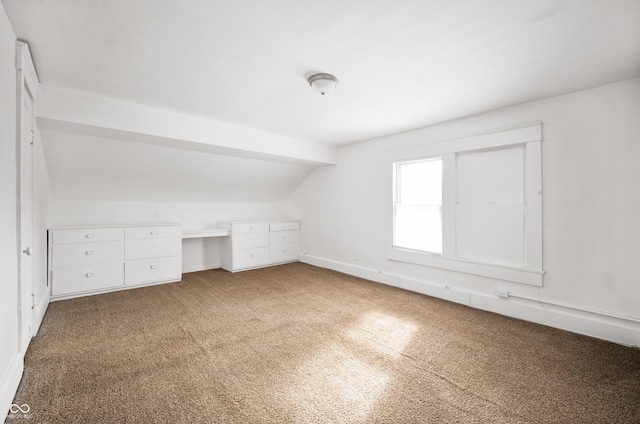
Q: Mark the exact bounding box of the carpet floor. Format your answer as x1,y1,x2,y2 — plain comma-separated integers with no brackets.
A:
8,263,640,423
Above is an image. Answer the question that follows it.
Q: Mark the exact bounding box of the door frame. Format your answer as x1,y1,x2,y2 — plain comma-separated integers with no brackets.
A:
15,41,39,351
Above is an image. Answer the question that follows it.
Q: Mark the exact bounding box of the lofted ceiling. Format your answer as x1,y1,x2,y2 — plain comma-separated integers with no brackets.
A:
4,0,639,146
3,0,639,204
39,126,314,203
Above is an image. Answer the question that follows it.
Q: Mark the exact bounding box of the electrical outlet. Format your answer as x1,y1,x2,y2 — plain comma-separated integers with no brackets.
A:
495,288,510,298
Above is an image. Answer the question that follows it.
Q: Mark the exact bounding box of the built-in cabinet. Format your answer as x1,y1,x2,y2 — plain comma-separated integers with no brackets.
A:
48,220,300,298
48,224,182,300
219,219,299,272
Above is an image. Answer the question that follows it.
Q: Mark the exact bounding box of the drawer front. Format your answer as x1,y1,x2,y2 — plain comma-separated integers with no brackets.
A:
125,256,181,285
125,226,181,240
52,228,124,245
233,223,269,234
52,262,124,296
232,247,270,270
125,238,181,261
269,230,299,246
270,221,299,232
52,241,124,268
233,232,269,249
270,243,299,264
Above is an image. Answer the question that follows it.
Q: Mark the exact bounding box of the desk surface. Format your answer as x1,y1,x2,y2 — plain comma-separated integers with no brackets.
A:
182,229,230,239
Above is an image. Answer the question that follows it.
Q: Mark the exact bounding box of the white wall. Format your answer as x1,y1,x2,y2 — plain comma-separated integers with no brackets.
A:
288,78,640,346
0,3,21,416
49,199,292,273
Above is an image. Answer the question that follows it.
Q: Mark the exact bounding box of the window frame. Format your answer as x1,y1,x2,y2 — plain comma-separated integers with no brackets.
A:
385,122,544,286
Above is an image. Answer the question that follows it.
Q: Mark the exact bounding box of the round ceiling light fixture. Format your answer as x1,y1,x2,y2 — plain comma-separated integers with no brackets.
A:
308,73,338,96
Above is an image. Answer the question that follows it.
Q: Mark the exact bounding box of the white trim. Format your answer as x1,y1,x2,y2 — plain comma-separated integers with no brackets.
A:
441,153,456,257
300,255,640,347
0,353,24,422
524,141,543,269
15,41,39,355
49,277,182,302
386,248,543,286
387,122,544,286
503,291,640,324
387,121,542,162
15,42,39,87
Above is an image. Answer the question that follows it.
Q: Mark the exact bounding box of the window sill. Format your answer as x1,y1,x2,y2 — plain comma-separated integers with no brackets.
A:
385,248,543,286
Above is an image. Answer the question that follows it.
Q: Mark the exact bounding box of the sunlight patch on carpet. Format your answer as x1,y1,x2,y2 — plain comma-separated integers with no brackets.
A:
288,344,390,422
346,311,418,359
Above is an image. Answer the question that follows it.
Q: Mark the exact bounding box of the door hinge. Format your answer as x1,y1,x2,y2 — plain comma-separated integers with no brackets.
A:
30,129,35,145
31,293,35,309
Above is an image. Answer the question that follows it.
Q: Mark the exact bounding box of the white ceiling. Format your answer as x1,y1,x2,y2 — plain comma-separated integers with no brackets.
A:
40,126,314,202
4,0,640,146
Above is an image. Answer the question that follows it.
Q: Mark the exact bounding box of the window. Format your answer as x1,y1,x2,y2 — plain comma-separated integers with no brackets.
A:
393,158,442,254
387,122,543,286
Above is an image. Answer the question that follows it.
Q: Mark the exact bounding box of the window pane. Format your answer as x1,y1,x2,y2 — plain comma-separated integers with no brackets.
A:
394,205,442,254
398,159,442,205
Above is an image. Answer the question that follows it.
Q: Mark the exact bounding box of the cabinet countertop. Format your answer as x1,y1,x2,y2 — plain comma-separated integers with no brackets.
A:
182,229,230,239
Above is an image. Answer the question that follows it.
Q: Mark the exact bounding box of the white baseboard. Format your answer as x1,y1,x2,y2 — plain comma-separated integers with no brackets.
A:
300,255,640,347
0,352,24,421
50,277,181,302
182,264,221,274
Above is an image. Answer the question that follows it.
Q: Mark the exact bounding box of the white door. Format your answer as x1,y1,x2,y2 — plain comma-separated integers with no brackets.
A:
18,79,35,350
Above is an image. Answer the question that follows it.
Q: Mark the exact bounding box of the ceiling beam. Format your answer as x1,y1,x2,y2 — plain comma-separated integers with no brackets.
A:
36,86,337,166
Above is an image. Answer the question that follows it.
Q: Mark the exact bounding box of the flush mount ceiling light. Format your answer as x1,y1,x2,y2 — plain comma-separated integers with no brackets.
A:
308,73,338,96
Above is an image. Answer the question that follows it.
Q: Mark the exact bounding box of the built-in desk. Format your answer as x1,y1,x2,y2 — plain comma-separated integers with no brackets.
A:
184,221,299,273
181,229,230,239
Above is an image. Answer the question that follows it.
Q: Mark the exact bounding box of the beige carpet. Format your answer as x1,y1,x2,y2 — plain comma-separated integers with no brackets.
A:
8,263,640,423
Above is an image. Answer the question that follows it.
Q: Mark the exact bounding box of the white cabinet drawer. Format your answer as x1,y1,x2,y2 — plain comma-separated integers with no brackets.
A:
234,232,269,249
270,244,299,264
232,247,270,270
233,223,269,234
125,226,181,240
125,256,181,285
270,221,299,231
52,241,124,268
125,238,181,261
52,228,124,244
52,262,124,296
269,230,299,246
219,219,300,272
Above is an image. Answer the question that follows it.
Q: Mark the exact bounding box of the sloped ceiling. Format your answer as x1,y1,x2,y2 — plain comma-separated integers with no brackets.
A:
3,0,640,203
5,0,639,144
41,127,313,202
